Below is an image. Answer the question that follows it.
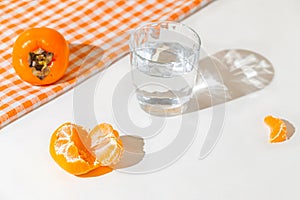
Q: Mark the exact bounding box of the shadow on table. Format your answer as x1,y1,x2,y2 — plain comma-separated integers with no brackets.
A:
282,119,296,140
55,43,105,84
114,135,145,169
185,49,275,113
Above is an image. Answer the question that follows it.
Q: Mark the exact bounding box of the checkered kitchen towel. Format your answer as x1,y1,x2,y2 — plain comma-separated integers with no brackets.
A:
0,0,212,128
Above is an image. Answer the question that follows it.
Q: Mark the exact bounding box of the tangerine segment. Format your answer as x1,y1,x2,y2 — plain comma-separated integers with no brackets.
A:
49,123,100,175
89,123,124,166
264,116,287,143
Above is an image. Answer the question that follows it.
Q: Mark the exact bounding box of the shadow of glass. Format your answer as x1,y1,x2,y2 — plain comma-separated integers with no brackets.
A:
186,49,275,113
114,135,145,169
55,43,105,84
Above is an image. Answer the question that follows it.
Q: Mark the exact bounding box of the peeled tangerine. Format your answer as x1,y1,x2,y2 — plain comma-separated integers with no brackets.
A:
264,115,287,143
49,123,123,176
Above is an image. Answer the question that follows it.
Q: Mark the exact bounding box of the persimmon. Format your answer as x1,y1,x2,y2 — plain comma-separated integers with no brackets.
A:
12,27,69,85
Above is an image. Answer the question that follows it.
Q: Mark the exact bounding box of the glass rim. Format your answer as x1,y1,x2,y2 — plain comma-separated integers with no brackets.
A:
129,21,201,52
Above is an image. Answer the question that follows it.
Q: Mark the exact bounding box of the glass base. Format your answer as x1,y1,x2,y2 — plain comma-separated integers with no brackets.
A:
139,102,188,116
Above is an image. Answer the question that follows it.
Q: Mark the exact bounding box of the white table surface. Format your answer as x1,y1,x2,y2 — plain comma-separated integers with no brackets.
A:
1,0,300,199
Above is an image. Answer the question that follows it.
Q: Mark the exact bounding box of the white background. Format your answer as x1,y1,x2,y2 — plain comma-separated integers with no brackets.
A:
1,0,300,199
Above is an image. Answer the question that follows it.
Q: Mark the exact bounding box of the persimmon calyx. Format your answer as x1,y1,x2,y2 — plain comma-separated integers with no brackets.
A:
29,47,54,80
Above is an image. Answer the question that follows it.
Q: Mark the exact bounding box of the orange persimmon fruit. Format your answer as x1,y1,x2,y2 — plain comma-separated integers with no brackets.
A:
49,122,123,176
12,27,69,85
264,115,287,143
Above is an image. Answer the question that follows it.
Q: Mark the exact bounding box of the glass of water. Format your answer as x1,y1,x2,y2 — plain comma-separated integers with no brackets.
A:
129,21,201,115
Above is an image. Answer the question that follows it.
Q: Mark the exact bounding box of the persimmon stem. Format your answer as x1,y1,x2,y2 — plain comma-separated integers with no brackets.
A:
28,48,53,80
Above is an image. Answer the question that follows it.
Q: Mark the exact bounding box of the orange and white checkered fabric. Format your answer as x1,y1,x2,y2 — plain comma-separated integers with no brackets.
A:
0,0,212,128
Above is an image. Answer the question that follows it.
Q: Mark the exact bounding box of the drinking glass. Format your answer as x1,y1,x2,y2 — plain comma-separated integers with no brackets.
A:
129,21,201,115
